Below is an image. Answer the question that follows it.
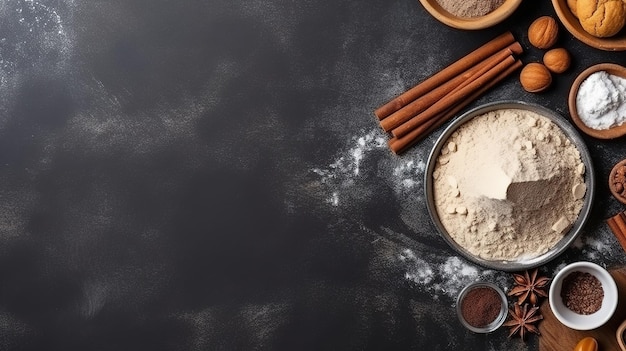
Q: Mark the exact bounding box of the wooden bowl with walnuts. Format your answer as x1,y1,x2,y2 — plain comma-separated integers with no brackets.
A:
610,159,626,204
552,0,626,51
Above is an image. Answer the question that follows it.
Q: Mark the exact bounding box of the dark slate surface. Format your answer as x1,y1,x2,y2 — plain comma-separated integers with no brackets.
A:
1,0,626,350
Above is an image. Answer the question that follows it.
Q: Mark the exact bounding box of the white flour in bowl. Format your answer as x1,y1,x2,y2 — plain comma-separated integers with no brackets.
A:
433,109,586,261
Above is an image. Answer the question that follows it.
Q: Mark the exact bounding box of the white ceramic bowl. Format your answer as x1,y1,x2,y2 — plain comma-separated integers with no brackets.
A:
549,262,618,330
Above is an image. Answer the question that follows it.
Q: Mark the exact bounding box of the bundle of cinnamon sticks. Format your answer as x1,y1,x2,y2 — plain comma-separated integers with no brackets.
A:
374,32,524,154
607,211,626,253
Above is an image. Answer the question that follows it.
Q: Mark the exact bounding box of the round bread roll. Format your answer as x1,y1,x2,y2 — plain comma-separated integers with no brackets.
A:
568,0,578,17
577,0,626,37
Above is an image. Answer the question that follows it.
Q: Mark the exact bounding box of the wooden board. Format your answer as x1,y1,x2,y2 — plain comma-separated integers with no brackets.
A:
539,266,626,351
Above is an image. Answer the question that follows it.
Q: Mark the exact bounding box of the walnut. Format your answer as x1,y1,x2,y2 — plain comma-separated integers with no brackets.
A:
543,48,571,74
528,16,559,49
519,63,552,93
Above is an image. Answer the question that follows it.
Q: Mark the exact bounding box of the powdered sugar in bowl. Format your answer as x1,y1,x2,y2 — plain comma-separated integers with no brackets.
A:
568,63,626,139
425,101,595,271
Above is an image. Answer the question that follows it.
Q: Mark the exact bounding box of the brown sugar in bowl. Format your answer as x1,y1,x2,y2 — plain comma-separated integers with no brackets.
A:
568,63,626,139
552,0,626,51
609,159,626,205
418,0,522,30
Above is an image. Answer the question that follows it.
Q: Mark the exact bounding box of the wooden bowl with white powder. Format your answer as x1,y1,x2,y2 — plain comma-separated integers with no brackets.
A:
568,63,626,139
418,0,522,30
425,101,595,271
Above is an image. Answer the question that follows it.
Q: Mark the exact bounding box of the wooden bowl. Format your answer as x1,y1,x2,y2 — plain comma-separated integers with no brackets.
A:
552,0,626,51
418,0,522,30
568,63,626,139
609,159,626,205
618,319,626,351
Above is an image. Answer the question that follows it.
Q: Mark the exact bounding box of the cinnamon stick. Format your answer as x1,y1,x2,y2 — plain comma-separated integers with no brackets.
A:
380,42,522,132
391,55,517,139
374,31,516,120
607,211,626,253
389,59,522,154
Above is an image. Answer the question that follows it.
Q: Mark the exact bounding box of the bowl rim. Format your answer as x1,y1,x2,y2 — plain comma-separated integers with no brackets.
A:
418,0,522,30
456,281,508,333
568,63,626,139
551,0,626,51
617,319,626,351
548,261,619,330
424,100,595,271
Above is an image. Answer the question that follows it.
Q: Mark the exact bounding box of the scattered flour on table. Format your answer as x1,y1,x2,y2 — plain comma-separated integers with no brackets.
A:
573,228,626,262
0,0,75,124
0,0,74,75
174,303,291,349
0,0,75,241
0,309,30,349
393,159,426,190
399,249,508,300
311,129,426,206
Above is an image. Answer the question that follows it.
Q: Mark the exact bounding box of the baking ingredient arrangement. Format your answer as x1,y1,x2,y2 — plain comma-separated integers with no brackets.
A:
373,0,626,348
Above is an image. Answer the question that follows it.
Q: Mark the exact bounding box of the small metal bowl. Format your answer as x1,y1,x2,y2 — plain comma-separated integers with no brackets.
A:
549,261,618,330
456,281,508,333
424,101,595,271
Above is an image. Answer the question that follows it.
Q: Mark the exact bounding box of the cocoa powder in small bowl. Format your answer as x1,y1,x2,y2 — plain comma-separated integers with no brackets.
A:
456,281,508,333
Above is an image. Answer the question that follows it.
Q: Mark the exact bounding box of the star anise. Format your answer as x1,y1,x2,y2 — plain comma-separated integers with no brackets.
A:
503,303,543,341
507,268,550,305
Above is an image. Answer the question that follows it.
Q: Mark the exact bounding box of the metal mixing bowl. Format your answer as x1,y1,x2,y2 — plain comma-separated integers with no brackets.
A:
424,101,595,271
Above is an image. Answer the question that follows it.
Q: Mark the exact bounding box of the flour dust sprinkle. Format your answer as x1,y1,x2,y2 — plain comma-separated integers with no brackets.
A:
311,129,427,206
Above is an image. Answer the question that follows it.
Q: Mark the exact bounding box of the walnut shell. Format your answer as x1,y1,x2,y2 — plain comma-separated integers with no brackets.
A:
520,63,552,93
543,48,571,73
528,16,559,49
